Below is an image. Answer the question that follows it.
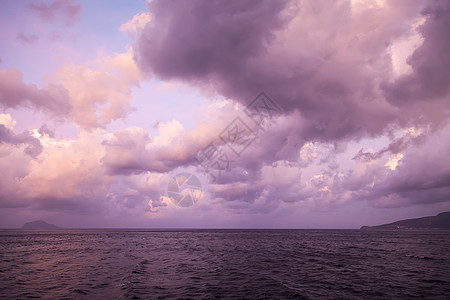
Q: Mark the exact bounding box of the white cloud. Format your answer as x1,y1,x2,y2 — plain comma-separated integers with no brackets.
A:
0,113,16,130
385,153,403,170
120,12,151,35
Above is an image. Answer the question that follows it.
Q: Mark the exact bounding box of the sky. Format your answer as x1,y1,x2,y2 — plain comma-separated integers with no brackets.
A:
0,0,449,229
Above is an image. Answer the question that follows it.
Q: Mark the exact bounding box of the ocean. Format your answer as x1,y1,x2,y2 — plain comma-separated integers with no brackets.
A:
1,229,449,299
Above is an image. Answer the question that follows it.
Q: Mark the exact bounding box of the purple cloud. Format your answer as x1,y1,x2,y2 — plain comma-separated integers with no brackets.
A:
0,67,72,115
17,32,39,44
382,0,450,128
27,0,81,27
132,0,450,211
0,124,42,157
1,0,450,227
135,0,428,142
135,0,292,80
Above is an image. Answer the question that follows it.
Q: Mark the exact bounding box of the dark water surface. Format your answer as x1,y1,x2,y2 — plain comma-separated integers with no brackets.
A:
0,229,449,299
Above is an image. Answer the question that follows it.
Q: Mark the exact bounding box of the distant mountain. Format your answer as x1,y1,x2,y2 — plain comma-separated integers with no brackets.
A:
361,212,450,230
22,220,60,229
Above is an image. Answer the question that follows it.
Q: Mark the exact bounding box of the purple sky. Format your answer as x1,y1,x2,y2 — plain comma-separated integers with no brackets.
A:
1,0,449,228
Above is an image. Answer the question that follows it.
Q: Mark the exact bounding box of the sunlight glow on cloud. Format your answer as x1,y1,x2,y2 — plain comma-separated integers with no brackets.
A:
385,153,404,171
0,113,16,130
120,12,151,35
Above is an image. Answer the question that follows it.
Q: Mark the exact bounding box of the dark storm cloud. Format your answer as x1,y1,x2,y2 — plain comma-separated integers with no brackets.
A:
135,0,293,80
131,0,450,210
382,0,450,128
134,0,431,142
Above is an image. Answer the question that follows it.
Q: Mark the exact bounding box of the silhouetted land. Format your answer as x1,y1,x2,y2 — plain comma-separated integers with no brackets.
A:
361,212,450,230
22,220,60,229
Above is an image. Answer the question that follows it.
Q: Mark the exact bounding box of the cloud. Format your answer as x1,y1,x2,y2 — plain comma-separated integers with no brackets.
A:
0,113,16,130
1,49,141,128
0,125,162,214
0,124,42,157
134,0,446,141
130,0,450,213
0,146,33,209
102,100,248,174
0,67,72,115
208,122,450,213
0,121,176,219
367,126,450,207
1,0,449,225
1,46,142,128
27,0,82,27
17,32,39,44
382,0,450,128
17,130,107,209
0,115,103,210
302,124,450,210
135,0,293,80
120,12,151,37
51,49,141,128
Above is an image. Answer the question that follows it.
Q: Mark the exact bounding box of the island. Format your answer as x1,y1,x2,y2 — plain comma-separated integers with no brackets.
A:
361,211,450,230
22,220,61,229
